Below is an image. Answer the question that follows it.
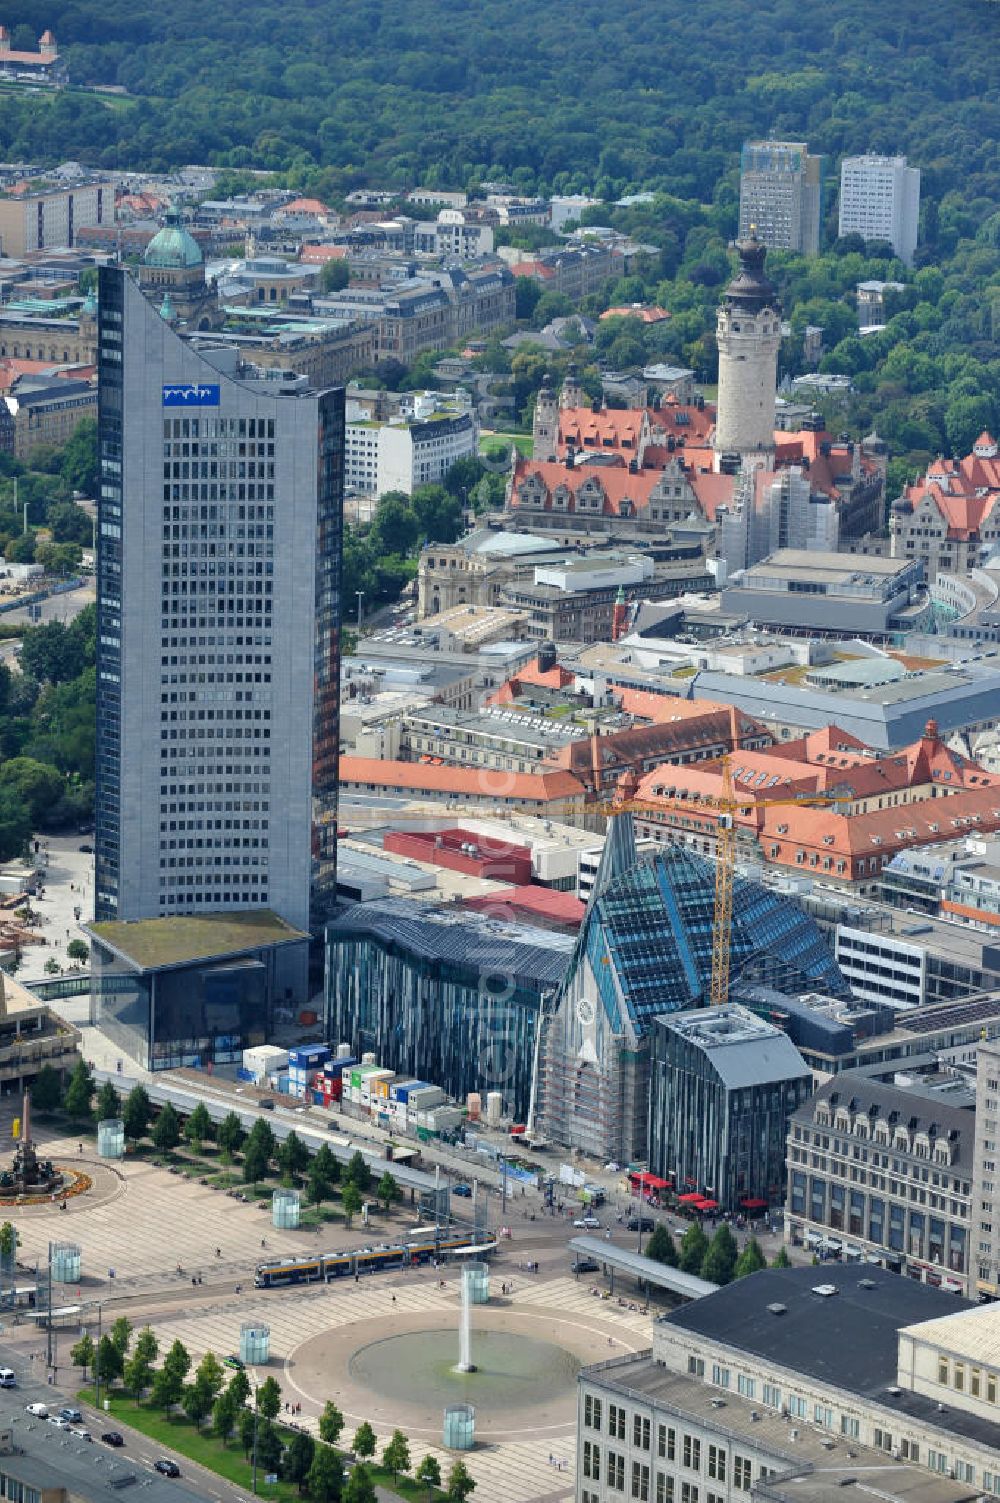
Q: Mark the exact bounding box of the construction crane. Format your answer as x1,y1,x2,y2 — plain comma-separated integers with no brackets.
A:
333,760,839,1008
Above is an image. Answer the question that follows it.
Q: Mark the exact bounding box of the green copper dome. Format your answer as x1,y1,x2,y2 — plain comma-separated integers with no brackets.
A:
144,212,203,270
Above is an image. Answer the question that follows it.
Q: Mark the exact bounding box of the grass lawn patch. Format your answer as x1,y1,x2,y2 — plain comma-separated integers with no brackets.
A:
78,1388,447,1501
78,1389,295,1499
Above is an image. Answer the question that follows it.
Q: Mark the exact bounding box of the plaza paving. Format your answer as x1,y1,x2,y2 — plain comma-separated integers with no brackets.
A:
11,1115,653,1502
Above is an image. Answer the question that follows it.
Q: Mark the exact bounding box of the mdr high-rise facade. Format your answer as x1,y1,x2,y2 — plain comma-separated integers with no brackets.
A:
94,265,344,945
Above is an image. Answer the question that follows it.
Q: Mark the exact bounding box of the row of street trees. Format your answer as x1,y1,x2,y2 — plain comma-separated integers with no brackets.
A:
32,1066,401,1228
68,1322,473,1502
644,1221,786,1285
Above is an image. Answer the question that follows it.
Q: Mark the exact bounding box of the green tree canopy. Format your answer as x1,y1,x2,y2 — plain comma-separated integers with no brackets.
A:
678,1221,709,1275
734,1237,768,1279
352,1420,377,1458
306,1443,345,1503
152,1101,181,1153
318,1399,344,1446
122,1084,152,1144
63,1057,95,1118
645,1224,678,1266
701,1223,739,1286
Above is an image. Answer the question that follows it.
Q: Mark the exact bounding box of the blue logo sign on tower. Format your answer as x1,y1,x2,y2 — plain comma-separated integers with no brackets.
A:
162,383,220,407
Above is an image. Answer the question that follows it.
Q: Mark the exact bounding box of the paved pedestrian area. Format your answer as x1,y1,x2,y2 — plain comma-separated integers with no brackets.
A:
134,1275,650,1502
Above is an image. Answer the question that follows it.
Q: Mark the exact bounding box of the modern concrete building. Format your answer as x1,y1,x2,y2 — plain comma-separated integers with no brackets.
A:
0,969,80,1098
648,1004,811,1210
971,1036,1000,1300
0,177,112,256
577,1266,1000,1503
839,154,920,266
95,266,344,946
344,406,477,497
721,549,929,638
738,140,822,255
86,909,307,1071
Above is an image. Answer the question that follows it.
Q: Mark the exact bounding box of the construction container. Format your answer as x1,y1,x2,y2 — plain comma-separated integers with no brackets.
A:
407,1084,447,1111
467,1092,481,1122
335,1042,353,1060
485,1091,503,1127
243,1045,288,1075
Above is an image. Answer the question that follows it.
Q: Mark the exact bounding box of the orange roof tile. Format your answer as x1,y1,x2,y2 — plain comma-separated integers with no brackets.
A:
338,757,586,804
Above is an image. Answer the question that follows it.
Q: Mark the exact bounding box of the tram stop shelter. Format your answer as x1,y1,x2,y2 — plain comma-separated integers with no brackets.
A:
569,1235,716,1302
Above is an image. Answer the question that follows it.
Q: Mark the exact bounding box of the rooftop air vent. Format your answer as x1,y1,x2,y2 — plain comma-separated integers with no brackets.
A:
767,1302,788,1315
887,1386,902,1397
811,1283,838,1297
858,1278,877,1290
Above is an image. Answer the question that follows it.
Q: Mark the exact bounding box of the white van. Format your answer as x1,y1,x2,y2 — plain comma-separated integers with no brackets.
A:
0,1369,15,1388
25,1401,47,1417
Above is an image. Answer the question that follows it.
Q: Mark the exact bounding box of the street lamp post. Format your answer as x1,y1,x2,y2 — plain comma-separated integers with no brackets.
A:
251,1381,260,1494
355,591,364,633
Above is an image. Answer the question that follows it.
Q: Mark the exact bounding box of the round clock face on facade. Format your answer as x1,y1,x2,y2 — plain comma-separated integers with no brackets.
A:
576,995,596,1027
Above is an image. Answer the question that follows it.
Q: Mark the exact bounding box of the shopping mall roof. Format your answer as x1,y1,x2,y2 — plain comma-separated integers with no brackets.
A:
85,909,307,972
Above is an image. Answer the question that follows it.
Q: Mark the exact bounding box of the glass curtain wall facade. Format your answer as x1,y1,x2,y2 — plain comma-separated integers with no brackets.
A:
648,1004,812,1208
325,899,574,1121
95,268,343,940
540,830,846,1162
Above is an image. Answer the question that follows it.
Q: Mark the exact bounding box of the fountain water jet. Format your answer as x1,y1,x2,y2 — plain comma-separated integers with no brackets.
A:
455,1266,476,1373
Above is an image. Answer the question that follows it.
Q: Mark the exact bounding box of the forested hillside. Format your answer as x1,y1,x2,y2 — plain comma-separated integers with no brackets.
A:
0,0,996,215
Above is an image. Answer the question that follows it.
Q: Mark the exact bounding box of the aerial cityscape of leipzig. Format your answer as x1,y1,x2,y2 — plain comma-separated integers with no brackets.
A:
0,1,997,1500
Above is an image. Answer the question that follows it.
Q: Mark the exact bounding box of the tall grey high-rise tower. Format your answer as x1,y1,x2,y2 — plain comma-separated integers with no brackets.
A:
838,154,920,266
95,267,344,933
739,140,822,255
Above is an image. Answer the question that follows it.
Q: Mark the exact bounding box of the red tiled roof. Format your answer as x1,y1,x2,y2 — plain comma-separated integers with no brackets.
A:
511,458,664,517
0,47,57,63
338,757,586,804
279,197,330,215
601,305,670,323
300,244,348,263
558,405,646,454
461,885,586,929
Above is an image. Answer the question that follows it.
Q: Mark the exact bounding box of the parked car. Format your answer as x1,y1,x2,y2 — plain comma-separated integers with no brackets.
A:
452,1183,472,1198
154,1459,181,1477
573,1215,602,1229
0,1368,16,1388
74,1430,93,1442
60,1407,82,1423
101,1432,124,1447
223,1355,244,1370
78,843,94,854
25,1403,48,1418
572,1257,600,1273
627,1215,655,1232
258,1099,275,1111
48,1416,71,1429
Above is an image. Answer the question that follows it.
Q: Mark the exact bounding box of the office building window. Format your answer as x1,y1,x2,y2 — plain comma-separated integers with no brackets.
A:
632,1461,650,1500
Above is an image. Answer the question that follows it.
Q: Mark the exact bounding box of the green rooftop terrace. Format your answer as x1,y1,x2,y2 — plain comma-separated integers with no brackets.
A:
86,909,307,971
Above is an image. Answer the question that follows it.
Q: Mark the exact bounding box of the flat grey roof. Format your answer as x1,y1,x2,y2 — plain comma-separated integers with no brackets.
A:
661,1265,1000,1452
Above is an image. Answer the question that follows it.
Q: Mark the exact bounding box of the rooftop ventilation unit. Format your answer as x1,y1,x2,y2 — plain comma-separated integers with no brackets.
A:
811,1283,838,1297
767,1302,788,1315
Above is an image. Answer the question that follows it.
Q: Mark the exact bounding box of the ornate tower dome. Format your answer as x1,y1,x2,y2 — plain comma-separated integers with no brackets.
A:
138,211,220,331
713,228,782,466
144,211,203,270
